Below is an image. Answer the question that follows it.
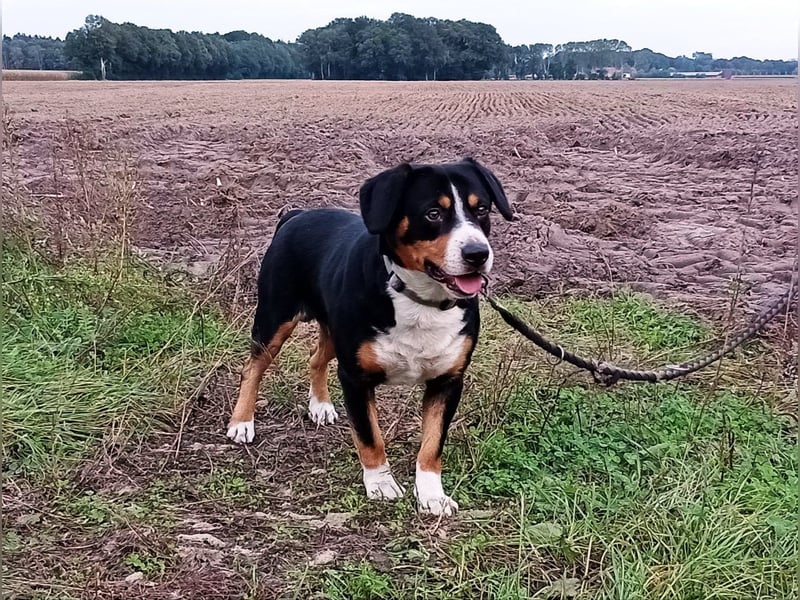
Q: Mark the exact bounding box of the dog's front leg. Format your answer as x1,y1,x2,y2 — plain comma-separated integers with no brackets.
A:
415,374,462,516
338,367,405,500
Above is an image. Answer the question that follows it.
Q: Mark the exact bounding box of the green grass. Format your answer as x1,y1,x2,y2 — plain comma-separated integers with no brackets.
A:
565,290,707,352
293,560,532,600
3,235,795,599
448,382,796,599
198,467,252,502
322,562,394,600
1,241,241,477
123,551,167,577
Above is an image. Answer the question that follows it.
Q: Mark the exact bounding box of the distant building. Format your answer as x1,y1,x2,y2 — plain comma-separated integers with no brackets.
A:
669,71,722,78
596,66,636,80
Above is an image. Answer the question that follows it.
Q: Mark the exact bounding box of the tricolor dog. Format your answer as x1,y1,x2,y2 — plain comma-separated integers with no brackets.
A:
227,158,513,516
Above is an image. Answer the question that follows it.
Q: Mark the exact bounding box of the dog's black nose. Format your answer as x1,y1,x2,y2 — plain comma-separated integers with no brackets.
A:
461,243,490,267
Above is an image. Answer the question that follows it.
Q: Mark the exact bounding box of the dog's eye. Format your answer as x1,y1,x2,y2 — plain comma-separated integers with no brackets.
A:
425,208,442,222
475,205,489,217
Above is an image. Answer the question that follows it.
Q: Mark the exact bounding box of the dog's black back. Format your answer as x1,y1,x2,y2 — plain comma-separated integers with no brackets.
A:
253,208,401,378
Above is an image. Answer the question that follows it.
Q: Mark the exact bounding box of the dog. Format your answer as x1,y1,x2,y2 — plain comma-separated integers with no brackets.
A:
226,157,513,516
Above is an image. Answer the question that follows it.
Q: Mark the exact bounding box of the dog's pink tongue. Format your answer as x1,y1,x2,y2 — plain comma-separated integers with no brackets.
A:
453,274,483,295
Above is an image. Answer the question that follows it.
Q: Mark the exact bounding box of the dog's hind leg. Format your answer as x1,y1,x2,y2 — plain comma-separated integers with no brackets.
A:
227,314,298,444
307,324,339,425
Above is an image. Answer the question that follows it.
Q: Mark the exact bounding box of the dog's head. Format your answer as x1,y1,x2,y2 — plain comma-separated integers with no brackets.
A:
359,158,513,298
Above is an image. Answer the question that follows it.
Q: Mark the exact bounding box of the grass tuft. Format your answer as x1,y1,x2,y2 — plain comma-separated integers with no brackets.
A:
1,241,241,477
565,290,707,352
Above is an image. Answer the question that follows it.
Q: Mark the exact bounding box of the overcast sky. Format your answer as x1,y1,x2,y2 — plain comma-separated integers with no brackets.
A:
4,0,798,60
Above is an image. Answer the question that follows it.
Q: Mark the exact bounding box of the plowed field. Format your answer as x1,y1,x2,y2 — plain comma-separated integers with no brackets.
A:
6,78,797,318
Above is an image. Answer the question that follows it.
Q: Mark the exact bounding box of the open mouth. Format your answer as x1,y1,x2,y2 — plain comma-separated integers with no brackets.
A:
425,263,485,296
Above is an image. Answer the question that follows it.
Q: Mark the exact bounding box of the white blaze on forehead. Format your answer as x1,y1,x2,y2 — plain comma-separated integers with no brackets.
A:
451,183,467,225
445,183,493,275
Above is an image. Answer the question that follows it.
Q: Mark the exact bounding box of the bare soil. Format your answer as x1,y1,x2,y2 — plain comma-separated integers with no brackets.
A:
6,79,797,318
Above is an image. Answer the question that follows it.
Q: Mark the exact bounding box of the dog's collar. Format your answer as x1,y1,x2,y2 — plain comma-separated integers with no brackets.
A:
388,273,458,311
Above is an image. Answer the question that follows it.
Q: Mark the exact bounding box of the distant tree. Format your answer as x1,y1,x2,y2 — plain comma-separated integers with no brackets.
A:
692,51,713,71
434,19,505,79
632,47,671,75
531,43,554,78
64,15,118,78
298,15,507,80
672,55,695,72
298,20,353,79
389,13,446,80
353,21,388,79
508,44,531,79
549,39,631,79
222,30,251,43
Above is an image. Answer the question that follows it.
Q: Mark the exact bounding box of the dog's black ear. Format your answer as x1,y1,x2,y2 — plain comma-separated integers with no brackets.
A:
359,163,412,234
463,157,514,221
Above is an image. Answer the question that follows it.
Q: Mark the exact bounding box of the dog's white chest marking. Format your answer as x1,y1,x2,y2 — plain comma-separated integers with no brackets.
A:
372,290,467,385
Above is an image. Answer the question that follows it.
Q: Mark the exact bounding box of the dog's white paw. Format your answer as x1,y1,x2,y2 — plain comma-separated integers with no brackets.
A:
414,463,458,516
308,394,339,426
226,419,255,444
416,492,459,516
363,464,405,500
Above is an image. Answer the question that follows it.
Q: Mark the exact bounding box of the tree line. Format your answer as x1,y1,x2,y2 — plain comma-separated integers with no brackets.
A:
57,15,304,79
510,42,797,80
4,14,797,80
2,34,69,70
